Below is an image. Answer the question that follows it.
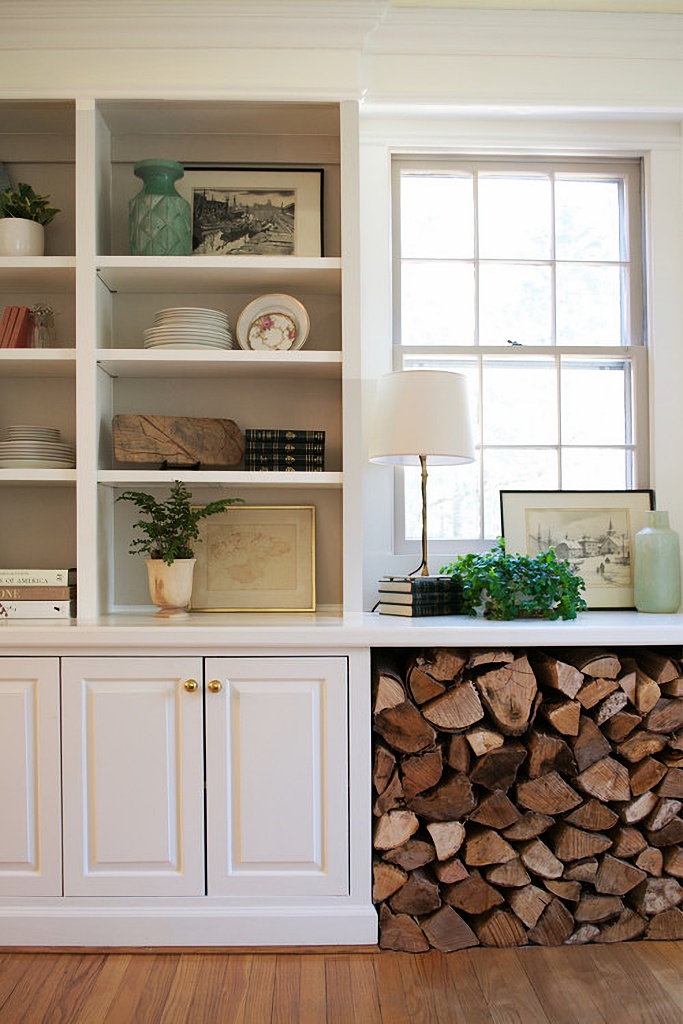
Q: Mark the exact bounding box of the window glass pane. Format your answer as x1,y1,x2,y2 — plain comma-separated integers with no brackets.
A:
478,176,551,260
562,448,631,490
401,261,475,345
555,179,622,262
405,461,481,541
556,264,623,345
486,449,559,538
561,359,630,445
401,173,474,259
479,264,552,345
483,358,557,445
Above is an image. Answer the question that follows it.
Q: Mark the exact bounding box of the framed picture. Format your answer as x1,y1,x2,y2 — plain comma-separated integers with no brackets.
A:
177,168,323,256
191,505,315,612
500,489,655,609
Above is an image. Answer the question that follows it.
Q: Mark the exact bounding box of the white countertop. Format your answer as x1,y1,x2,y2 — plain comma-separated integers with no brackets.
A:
0,610,681,655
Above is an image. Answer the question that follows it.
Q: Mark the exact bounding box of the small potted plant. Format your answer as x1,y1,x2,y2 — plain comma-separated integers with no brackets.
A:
440,538,587,621
117,480,242,617
0,182,60,256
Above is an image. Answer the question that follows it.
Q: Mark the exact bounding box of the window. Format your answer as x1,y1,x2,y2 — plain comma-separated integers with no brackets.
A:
392,156,647,551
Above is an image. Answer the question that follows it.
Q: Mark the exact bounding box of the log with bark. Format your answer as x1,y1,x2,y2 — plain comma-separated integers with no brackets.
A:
371,644,681,952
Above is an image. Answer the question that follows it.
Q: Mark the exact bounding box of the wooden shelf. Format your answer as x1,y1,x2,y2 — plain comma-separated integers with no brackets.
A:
99,470,342,488
97,349,341,380
0,349,76,378
96,256,342,295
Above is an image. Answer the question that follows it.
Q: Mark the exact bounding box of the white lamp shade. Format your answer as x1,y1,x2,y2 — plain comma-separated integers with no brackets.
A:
369,369,474,466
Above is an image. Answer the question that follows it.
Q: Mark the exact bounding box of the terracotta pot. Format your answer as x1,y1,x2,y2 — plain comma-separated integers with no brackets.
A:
0,218,45,256
145,558,196,618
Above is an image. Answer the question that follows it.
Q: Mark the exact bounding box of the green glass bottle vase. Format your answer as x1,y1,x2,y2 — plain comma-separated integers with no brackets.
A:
634,510,681,613
128,159,191,256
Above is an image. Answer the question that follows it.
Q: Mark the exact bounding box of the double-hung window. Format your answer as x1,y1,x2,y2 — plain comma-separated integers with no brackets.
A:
393,156,647,553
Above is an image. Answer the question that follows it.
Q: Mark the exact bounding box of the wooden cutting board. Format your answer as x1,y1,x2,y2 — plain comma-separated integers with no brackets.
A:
113,414,244,467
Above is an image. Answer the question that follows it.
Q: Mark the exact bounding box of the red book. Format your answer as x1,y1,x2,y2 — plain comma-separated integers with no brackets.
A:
7,306,30,348
0,306,12,347
0,306,19,348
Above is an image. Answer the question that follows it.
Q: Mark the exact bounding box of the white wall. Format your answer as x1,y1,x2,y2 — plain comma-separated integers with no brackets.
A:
2,0,681,613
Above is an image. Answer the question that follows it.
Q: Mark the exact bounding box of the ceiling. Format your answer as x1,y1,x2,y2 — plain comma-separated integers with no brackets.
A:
389,1,683,11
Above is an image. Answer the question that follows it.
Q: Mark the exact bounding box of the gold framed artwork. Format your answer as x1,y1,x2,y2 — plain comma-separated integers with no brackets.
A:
191,505,316,612
177,168,323,256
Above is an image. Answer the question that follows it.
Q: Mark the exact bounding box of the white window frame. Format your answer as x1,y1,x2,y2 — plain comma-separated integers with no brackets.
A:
391,154,649,556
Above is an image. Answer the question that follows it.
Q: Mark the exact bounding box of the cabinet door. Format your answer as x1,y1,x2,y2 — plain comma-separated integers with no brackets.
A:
61,656,204,897
205,656,349,898
0,658,61,896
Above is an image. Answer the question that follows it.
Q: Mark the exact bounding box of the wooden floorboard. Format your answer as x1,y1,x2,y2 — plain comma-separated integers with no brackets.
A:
0,942,680,1023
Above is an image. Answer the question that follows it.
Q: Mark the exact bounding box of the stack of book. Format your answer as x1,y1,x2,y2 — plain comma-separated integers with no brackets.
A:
0,568,77,618
0,306,32,349
244,428,325,472
376,575,463,617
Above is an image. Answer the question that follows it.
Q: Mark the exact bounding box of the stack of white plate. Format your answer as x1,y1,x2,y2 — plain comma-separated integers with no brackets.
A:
143,307,233,350
0,425,76,469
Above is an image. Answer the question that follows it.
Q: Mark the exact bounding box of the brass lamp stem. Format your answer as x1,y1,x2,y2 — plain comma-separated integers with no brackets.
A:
410,453,430,577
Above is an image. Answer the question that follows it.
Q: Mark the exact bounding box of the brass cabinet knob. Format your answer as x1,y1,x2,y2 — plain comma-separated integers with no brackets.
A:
183,679,199,692
207,679,223,694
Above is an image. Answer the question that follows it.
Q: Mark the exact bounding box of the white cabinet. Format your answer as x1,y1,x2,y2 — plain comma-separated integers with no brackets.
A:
61,654,350,901
61,656,205,897
0,658,62,896
205,656,349,898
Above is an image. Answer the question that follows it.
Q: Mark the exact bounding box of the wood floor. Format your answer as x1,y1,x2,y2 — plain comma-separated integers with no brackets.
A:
0,941,681,1023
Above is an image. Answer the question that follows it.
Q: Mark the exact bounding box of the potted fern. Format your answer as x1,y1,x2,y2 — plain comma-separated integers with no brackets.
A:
0,182,60,256
117,480,242,617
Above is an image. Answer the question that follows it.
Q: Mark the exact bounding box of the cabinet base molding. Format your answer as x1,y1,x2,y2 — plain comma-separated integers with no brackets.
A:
0,904,378,948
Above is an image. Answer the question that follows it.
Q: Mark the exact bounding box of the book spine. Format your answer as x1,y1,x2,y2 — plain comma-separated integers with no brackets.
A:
0,305,13,347
245,429,325,443
0,585,76,601
0,569,77,586
8,306,31,349
378,593,461,606
245,457,325,470
246,441,325,454
378,581,460,595
0,306,19,349
378,603,460,617
0,599,76,619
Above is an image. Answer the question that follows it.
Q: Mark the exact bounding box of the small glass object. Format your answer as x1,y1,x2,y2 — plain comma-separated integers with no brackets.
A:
634,510,681,613
30,304,56,348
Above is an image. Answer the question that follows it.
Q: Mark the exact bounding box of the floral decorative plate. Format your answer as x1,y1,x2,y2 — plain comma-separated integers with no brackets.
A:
236,294,310,351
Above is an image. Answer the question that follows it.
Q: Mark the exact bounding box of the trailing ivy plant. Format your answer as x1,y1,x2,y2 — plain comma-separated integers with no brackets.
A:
440,538,587,621
117,480,243,566
0,182,60,225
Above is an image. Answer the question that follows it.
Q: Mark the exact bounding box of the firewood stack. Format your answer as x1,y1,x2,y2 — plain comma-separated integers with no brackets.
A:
372,646,683,951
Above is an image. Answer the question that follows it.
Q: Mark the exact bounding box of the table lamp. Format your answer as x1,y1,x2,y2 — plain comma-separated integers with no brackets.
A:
369,369,474,576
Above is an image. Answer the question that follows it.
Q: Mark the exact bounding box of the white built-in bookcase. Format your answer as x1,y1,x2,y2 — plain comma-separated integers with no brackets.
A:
0,98,361,618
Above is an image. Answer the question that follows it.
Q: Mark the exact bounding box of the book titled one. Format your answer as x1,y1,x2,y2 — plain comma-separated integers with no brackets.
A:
0,306,19,348
0,568,77,586
0,584,76,601
377,602,459,617
245,457,325,470
246,440,325,453
378,590,460,606
245,429,325,443
0,599,76,619
379,575,460,593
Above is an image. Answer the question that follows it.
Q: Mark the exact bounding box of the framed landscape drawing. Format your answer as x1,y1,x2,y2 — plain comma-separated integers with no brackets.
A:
191,505,315,612
178,168,323,256
500,489,655,609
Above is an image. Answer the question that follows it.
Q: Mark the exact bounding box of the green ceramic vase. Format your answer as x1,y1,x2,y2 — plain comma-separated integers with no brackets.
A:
128,158,191,256
634,510,681,613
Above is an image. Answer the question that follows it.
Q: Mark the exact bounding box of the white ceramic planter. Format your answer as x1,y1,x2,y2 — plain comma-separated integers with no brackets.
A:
0,218,45,256
145,558,196,617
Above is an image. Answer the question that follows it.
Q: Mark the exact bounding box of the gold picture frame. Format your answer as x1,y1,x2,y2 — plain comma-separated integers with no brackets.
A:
190,505,316,612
